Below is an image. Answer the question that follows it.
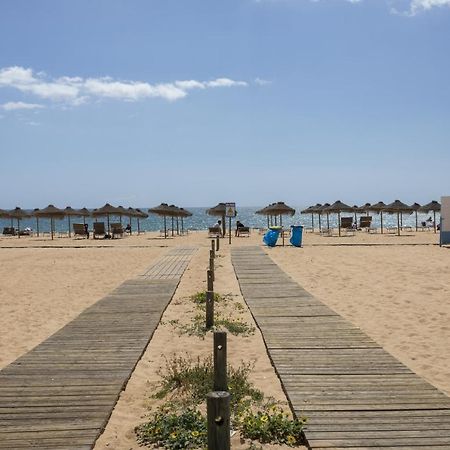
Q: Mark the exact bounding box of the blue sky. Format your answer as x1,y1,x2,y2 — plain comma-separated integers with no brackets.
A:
0,0,449,208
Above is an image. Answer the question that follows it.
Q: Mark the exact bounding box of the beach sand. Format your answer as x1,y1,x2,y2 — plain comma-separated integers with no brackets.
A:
1,229,448,449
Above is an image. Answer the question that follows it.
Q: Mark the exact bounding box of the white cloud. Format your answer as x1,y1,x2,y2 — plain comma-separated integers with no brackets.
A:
1,101,44,111
255,77,272,86
408,0,450,14
0,66,251,108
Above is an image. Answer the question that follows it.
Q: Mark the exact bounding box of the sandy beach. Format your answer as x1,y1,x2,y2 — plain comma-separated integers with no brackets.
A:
0,229,448,448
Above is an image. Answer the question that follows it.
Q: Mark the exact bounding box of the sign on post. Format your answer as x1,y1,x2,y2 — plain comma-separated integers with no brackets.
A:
225,203,236,218
225,203,236,244
441,196,450,246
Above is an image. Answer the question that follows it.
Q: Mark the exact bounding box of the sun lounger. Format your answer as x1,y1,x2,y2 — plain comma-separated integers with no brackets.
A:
359,216,372,230
93,222,106,239
236,226,250,237
111,223,124,239
208,226,222,237
73,223,88,239
2,227,16,236
340,217,354,229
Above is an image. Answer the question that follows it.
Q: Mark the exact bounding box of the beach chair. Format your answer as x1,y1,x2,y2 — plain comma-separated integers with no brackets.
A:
93,222,106,239
236,226,250,237
2,227,16,236
73,223,88,239
208,226,222,237
340,217,354,229
359,216,372,231
111,223,124,239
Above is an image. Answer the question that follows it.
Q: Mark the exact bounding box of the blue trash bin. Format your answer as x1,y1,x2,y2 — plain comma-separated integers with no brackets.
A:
263,226,281,247
290,225,303,247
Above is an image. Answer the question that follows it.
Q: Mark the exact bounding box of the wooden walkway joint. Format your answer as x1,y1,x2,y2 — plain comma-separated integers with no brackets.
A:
231,246,450,450
0,246,197,449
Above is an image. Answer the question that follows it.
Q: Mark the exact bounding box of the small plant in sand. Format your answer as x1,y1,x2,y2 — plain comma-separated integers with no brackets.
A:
137,355,306,449
135,405,207,449
166,291,255,338
153,355,263,409
189,291,224,306
237,402,306,447
171,313,254,338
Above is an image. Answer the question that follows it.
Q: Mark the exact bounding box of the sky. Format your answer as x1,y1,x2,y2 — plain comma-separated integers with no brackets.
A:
0,0,449,208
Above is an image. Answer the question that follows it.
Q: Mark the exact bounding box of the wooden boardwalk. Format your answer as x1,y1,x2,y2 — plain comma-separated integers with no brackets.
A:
0,246,196,449
231,246,450,450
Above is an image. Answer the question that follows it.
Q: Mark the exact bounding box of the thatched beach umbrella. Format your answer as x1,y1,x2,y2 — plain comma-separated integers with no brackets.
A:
75,208,91,225
370,201,387,234
6,207,30,238
410,202,421,232
263,202,295,227
33,208,41,237
168,204,181,236
419,200,441,233
92,203,121,234
149,203,175,238
177,207,192,235
35,205,65,240
385,200,414,236
64,206,81,238
207,203,228,237
324,200,353,236
301,204,321,231
132,208,148,235
256,205,272,228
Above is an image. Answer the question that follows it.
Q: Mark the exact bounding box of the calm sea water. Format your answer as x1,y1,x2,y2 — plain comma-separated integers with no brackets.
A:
0,206,441,234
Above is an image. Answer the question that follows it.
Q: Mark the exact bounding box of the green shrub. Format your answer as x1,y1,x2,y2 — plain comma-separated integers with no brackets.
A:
136,407,207,449
154,355,263,409
238,404,306,446
189,291,223,306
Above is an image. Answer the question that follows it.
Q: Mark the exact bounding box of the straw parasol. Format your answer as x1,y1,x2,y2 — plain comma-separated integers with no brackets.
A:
419,200,441,233
261,202,295,227
33,208,41,237
132,208,148,235
177,207,192,235
409,202,421,232
75,208,91,225
6,207,30,239
384,200,414,236
34,205,65,240
92,203,121,234
369,201,387,234
206,203,228,236
301,204,320,231
256,205,272,228
64,206,82,238
149,203,176,238
324,200,353,236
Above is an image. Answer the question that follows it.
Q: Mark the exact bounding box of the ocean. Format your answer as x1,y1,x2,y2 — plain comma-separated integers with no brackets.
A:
0,206,441,234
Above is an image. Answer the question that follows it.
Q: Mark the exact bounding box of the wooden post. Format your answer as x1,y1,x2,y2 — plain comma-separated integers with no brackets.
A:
228,217,231,245
211,240,215,258
207,269,214,292
206,290,214,329
207,391,231,450
216,236,219,252
210,250,215,281
213,332,227,391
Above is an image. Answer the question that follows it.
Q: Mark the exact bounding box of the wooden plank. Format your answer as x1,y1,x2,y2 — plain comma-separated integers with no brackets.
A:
0,246,197,449
231,246,450,449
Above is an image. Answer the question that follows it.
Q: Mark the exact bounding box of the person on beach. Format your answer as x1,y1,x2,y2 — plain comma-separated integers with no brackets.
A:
235,220,245,236
125,224,131,234
84,223,89,239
